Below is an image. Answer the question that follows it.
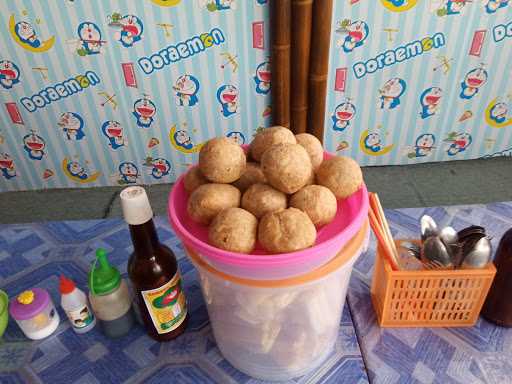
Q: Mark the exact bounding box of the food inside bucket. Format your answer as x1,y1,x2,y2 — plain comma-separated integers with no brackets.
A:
185,126,364,254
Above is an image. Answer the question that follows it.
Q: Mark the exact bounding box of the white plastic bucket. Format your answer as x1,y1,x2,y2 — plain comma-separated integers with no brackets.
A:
186,221,368,381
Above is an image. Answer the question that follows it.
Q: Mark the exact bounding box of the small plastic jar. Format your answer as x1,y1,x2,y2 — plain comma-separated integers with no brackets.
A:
9,288,60,340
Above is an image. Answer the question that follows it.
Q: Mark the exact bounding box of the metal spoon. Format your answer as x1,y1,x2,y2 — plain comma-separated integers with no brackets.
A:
422,236,453,268
400,241,422,260
421,215,438,242
461,236,492,269
440,226,458,246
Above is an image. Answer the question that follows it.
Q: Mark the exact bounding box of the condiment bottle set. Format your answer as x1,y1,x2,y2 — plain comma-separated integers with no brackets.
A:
5,186,188,341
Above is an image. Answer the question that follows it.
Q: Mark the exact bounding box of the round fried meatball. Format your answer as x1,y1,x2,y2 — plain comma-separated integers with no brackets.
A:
241,183,287,219
316,157,363,199
290,185,337,227
208,208,258,253
295,133,324,170
250,126,296,162
187,184,241,225
183,167,209,194
258,208,317,254
261,143,313,194
232,162,267,193
199,137,246,183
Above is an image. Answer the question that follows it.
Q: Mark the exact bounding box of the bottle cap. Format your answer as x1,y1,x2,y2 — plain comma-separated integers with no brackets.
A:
120,186,153,225
59,276,76,294
88,248,121,295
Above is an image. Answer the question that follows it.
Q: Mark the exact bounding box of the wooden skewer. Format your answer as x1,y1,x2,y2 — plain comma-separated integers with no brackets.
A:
369,193,400,270
369,208,399,270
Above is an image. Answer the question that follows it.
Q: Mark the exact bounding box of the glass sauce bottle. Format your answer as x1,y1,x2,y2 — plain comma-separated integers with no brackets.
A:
481,228,512,327
121,186,188,341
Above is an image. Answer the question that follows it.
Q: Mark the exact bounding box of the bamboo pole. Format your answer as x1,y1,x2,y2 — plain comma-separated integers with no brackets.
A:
307,0,334,142
290,0,314,134
271,0,291,128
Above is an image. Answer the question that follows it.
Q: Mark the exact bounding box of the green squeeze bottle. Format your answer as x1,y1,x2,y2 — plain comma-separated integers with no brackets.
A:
88,249,136,338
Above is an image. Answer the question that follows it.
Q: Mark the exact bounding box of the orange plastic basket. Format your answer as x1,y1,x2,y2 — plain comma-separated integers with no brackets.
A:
371,240,496,328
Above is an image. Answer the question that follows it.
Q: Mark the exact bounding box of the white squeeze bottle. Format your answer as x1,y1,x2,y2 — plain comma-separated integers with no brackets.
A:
60,275,96,334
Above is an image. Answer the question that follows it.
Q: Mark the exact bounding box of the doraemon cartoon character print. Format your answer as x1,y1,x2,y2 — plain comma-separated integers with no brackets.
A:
217,85,239,117
101,120,126,150
67,161,88,180
445,132,472,156
489,102,508,124
332,101,356,131
364,133,382,153
420,87,443,119
0,60,20,89
115,15,144,47
340,20,369,53
0,153,16,179
132,97,156,128
174,75,200,107
14,21,40,48
254,61,271,95
408,133,436,158
203,0,237,11
174,130,193,150
484,0,509,14
147,158,171,179
58,112,85,141
460,67,488,99
379,78,407,110
23,132,46,160
119,162,139,184
430,0,469,16
77,22,104,56
226,131,246,145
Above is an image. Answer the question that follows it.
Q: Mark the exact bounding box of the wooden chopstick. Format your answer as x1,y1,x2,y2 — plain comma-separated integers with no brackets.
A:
369,193,400,270
369,208,399,270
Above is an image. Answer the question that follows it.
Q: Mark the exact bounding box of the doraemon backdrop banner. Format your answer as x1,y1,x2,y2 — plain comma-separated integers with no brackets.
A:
324,0,512,166
0,0,270,191
2,1,512,192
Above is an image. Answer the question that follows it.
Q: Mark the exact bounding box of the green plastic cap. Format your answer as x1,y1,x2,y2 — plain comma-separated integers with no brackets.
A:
88,248,121,295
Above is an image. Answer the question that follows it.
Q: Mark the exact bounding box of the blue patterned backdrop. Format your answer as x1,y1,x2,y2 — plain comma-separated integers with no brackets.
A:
1,0,512,192
0,0,270,191
324,0,512,166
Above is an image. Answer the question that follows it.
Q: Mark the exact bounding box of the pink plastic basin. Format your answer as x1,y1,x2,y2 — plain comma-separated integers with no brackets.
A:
168,151,369,280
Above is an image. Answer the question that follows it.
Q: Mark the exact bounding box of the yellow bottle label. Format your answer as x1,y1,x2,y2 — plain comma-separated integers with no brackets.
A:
141,272,187,334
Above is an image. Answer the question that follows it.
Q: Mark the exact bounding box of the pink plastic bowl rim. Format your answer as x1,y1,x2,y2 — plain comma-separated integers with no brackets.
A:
168,166,369,268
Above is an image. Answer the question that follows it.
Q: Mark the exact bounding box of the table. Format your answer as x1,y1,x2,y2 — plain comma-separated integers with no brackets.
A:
1,202,511,383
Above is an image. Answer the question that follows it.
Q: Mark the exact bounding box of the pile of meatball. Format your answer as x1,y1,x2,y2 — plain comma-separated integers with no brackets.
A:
184,126,363,254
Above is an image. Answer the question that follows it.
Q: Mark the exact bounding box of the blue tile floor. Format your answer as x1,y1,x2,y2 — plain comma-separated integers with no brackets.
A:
1,202,512,383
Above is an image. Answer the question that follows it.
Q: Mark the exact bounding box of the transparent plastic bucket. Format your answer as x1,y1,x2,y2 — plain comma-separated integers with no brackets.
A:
186,221,368,381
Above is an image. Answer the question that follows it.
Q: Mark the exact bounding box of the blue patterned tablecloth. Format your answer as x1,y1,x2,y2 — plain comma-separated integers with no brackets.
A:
0,216,368,384
1,202,512,383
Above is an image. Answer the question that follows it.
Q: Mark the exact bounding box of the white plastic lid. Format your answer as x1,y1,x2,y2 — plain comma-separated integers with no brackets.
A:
120,186,153,225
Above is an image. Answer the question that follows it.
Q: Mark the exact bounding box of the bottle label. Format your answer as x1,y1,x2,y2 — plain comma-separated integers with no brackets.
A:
140,272,187,334
66,305,95,329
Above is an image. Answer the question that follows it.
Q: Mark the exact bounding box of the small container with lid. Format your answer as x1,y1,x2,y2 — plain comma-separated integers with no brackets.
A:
89,248,135,338
9,288,60,340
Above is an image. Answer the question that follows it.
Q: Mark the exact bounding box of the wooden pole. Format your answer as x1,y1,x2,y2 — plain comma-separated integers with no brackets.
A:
307,0,334,142
290,0,314,134
271,0,291,128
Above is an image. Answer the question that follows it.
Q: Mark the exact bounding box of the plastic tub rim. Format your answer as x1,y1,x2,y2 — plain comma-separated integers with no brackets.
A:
186,220,368,288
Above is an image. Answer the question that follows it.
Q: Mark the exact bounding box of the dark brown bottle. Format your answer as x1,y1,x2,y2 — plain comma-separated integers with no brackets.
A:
481,228,512,327
121,186,188,341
